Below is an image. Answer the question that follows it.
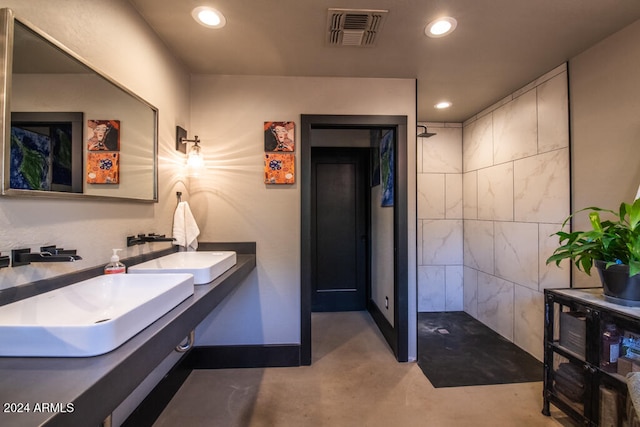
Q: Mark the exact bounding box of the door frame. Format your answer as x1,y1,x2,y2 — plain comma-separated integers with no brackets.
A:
300,114,408,364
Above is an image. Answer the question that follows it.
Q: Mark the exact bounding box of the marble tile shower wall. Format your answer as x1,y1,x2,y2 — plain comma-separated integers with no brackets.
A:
417,64,570,360
417,123,464,313
462,64,570,360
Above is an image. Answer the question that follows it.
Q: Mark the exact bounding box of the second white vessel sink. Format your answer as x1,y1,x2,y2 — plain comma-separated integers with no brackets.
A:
0,273,194,357
129,251,237,285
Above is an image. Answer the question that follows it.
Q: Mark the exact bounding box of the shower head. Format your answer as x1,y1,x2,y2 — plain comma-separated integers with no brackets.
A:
417,125,436,138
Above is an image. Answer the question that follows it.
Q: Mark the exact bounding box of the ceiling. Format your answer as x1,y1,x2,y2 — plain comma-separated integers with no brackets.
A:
129,0,640,122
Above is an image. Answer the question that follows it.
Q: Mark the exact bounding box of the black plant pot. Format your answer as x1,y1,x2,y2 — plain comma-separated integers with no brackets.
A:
595,260,640,304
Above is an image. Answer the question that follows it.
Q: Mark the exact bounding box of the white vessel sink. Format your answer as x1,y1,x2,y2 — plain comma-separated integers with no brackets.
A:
0,273,194,357
129,251,237,285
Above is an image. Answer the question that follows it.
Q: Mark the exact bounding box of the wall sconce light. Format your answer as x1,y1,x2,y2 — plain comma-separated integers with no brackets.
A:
184,136,204,169
176,126,204,176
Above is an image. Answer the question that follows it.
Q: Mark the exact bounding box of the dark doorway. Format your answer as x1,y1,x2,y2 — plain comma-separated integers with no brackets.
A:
301,115,409,365
311,148,369,312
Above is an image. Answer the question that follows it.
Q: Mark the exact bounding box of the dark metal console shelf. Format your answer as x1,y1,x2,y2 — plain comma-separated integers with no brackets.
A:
0,243,256,427
543,288,640,426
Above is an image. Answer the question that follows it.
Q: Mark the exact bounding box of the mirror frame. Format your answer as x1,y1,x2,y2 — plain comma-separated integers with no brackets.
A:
0,8,158,202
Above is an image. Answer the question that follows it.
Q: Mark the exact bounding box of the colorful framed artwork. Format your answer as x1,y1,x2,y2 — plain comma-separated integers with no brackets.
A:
380,130,394,207
87,119,120,151
264,153,295,184
264,121,295,152
87,152,119,184
9,126,52,191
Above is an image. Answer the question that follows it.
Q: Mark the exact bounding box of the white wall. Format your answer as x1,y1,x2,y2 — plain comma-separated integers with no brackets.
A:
371,157,395,325
188,75,416,356
0,0,190,290
462,64,570,361
570,18,640,288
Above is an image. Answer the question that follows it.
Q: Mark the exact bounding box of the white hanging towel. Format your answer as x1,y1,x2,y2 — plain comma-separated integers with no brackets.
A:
173,201,200,251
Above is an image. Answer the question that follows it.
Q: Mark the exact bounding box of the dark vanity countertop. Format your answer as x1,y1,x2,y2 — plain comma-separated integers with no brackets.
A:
0,253,256,427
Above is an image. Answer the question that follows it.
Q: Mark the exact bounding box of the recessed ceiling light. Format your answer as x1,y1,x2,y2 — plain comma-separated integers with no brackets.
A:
192,6,226,29
434,101,452,109
425,17,457,38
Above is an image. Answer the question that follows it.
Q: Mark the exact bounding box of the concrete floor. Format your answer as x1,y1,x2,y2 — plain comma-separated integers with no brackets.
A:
154,311,572,427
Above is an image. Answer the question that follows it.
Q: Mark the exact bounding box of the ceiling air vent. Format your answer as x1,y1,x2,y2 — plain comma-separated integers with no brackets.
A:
326,8,388,47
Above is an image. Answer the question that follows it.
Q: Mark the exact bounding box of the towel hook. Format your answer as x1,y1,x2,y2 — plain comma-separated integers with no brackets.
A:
176,191,182,203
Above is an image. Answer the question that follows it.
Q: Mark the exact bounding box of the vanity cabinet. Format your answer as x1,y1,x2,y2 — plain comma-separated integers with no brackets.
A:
543,288,640,426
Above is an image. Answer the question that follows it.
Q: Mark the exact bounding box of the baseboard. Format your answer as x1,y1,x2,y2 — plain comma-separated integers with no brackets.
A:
368,300,396,355
187,344,301,369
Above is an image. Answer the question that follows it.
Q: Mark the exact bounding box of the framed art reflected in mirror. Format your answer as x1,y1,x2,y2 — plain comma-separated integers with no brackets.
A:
10,111,83,193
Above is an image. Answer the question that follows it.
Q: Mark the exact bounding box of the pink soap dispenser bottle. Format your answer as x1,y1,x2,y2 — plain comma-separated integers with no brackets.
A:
104,249,126,274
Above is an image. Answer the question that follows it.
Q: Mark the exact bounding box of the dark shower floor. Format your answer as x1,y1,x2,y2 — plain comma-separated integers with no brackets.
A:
417,311,543,388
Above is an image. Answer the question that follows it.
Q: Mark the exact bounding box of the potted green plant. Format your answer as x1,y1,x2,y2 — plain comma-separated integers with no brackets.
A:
547,198,640,304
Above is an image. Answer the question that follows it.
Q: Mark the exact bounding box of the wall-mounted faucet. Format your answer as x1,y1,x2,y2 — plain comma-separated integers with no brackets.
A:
40,245,79,256
140,233,176,243
12,247,82,267
126,235,146,247
0,253,9,269
127,234,176,247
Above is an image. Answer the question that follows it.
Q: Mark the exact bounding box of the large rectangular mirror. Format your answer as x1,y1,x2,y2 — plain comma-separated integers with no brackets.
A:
0,8,158,201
